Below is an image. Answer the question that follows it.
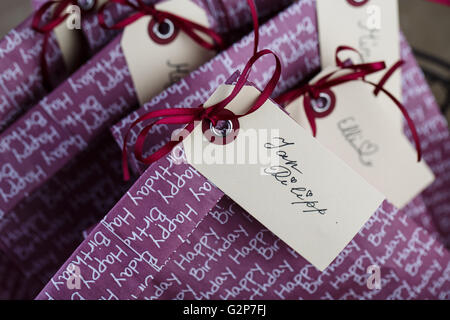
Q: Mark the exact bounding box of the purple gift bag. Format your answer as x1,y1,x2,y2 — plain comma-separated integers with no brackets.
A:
112,0,450,248
36,1,450,300
0,0,292,298
0,0,132,132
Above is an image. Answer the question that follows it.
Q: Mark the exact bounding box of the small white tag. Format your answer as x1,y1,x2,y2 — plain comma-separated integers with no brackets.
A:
316,0,401,100
121,0,215,105
53,0,109,72
286,67,435,208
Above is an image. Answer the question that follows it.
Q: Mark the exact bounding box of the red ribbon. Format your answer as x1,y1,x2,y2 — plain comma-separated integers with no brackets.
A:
121,0,277,181
347,0,370,6
98,0,225,51
276,46,422,162
32,0,94,91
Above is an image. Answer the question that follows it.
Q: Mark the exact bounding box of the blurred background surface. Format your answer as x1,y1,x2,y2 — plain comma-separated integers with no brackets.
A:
0,0,448,121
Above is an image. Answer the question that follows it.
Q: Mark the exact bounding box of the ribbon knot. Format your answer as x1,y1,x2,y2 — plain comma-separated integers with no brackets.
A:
199,107,216,124
98,0,225,50
304,84,321,100
121,48,281,181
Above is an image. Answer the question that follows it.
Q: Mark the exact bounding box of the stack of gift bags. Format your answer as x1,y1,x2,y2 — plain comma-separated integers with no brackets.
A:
0,0,448,300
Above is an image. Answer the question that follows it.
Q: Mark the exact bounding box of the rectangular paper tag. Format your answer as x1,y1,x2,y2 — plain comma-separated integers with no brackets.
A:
183,84,384,271
285,67,435,209
53,0,109,72
316,0,401,99
121,0,215,105
54,9,85,72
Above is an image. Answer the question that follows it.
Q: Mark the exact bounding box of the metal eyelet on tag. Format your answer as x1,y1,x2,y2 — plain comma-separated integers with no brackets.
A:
202,110,240,145
309,89,336,118
210,120,234,138
77,0,96,11
148,18,179,45
347,0,369,7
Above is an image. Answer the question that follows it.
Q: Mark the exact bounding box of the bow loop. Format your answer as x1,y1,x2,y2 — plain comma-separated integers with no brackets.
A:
32,1,69,33
98,0,225,50
121,48,281,181
33,0,97,35
276,46,422,162
121,0,270,181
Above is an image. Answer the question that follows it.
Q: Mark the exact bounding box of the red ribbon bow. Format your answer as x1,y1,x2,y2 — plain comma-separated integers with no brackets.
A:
98,0,225,51
276,46,422,162
32,0,95,91
121,0,276,181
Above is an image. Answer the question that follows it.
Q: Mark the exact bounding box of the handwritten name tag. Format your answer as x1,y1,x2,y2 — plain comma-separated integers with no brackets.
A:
263,138,328,215
285,67,435,209
316,0,401,100
183,84,384,271
121,0,215,105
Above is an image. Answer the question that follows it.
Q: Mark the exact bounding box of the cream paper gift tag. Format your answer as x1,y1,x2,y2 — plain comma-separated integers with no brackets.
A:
121,0,216,105
183,84,384,271
54,0,108,72
316,0,402,102
285,67,435,209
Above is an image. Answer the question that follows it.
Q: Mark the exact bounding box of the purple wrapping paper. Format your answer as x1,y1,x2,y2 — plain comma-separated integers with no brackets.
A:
0,1,128,132
112,1,450,248
0,134,138,300
37,1,450,300
36,132,450,299
0,0,129,299
0,251,43,299
0,133,131,282
0,0,290,216
0,0,292,298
